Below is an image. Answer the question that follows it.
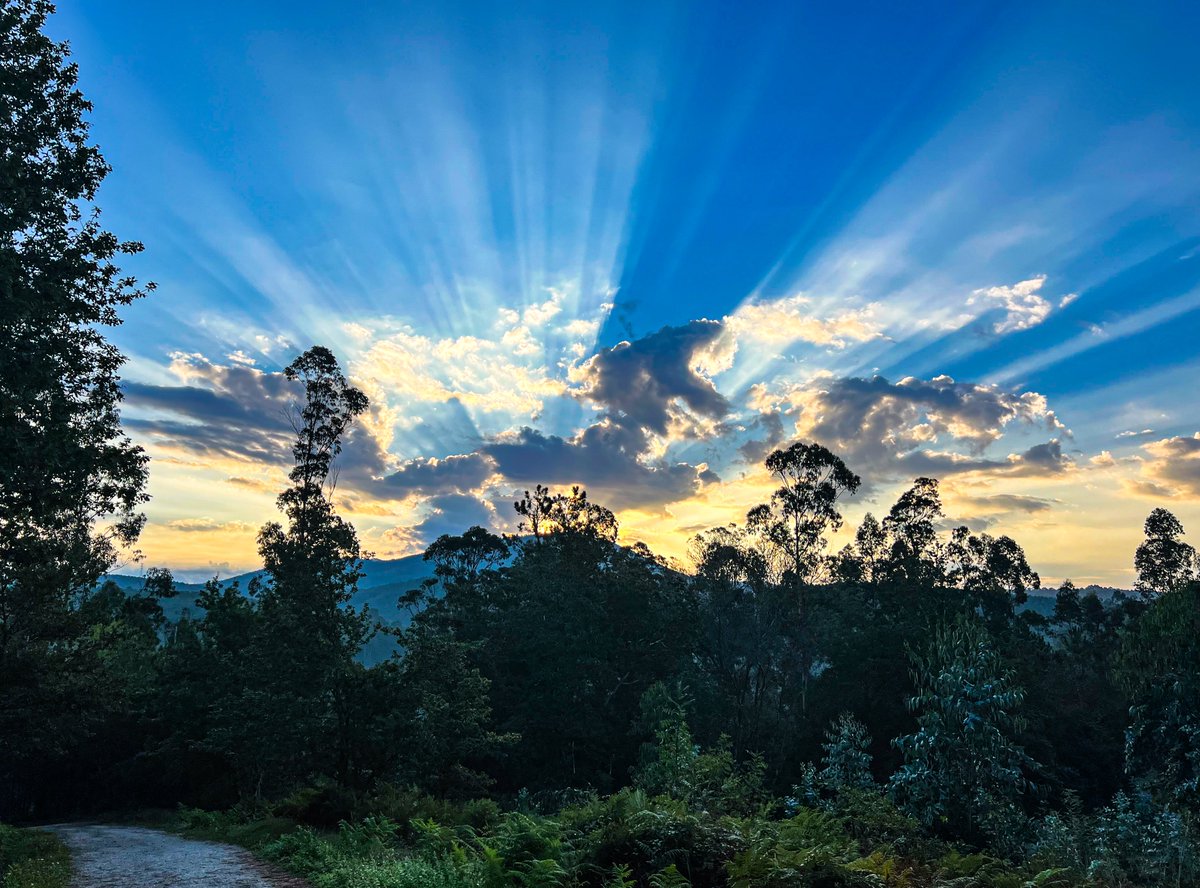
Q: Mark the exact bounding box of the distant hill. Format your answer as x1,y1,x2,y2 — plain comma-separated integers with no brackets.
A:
102,553,437,665
105,559,1135,660
1021,584,1132,618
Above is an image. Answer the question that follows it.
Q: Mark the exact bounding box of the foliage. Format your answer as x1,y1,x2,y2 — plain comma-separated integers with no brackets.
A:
889,616,1034,852
0,825,71,888
1116,580,1200,809
0,0,153,815
818,715,875,795
1134,508,1197,597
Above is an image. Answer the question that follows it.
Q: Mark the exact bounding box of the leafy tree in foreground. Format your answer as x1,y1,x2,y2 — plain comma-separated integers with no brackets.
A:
1118,579,1200,811
818,714,874,794
889,615,1034,850
0,0,151,814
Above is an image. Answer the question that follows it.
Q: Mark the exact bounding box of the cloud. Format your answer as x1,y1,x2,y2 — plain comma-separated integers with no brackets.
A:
576,320,731,435
969,275,1074,334
123,353,300,467
165,517,257,533
382,453,497,494
123,352,389,487
412,492,498,540
751,373,1069,482
954,493,1058,514
1130,433,1200,498
1004,439,1073,477
723,294,885,349
484,424,718,510
352,329,568,418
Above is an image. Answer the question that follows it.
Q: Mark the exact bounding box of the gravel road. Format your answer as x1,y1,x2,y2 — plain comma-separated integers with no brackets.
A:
47,824,307,888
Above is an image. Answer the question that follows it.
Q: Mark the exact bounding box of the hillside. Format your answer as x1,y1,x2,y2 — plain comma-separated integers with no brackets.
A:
103,554,437,665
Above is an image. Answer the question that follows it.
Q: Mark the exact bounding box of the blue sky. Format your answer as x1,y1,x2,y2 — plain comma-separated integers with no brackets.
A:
53,2,1200,584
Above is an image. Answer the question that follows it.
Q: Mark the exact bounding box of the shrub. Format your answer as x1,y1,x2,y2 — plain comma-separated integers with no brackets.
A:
261,827,345,877
307,855,478,888
726,809,868,888
0,825,71,888
275,779,359,827
4,857,72,888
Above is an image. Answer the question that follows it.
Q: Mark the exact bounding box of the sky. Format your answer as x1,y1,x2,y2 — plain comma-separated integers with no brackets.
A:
52,1,1200,586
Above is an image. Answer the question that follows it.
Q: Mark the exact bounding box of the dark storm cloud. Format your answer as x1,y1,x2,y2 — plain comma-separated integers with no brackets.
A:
123,358,301,467
1004,439,1072,477
484,425,718,510
737,412,786,464
579,320,730,434
123,356,389,484
382,452,497,493
960,493,1058,513
806,375,1061,454
467,322,731,511
772,373,1070,483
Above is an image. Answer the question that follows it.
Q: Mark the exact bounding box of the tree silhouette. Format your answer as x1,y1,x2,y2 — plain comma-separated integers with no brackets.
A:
1134,508,1197,598
0,0,152,811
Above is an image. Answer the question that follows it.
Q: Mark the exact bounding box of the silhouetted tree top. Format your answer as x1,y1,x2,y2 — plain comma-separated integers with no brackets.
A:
748,441,861,584
1135,507,1197,597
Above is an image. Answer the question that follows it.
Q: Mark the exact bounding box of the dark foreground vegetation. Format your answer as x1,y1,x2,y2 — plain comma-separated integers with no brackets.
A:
5,3,1200,887
0,826,70,888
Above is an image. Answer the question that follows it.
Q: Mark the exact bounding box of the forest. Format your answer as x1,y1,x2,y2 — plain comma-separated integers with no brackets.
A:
4,3,1200,887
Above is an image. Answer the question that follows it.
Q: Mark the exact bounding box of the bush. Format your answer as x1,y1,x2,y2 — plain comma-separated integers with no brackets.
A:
307,855,478,888
261,828,345,877
727,809,864,888
4,858,72,888
558,790,743,887
275,780,359,828
0,825,71,888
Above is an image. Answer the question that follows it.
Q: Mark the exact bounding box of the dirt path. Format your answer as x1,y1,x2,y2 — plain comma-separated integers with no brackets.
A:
47,824,306,888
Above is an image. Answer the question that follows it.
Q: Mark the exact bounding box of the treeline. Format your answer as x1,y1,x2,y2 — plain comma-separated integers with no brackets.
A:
7,334,1200,851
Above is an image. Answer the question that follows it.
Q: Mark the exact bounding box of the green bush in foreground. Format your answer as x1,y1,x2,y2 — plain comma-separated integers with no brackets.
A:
0,825,71,888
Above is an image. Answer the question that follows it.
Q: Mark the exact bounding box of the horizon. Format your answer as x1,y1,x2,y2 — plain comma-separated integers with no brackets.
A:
55,1,1200,586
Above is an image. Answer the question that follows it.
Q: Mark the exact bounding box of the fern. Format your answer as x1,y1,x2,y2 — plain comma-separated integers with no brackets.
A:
649,863,692,888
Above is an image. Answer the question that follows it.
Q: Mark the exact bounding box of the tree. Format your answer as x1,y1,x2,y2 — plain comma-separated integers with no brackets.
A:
0,0,152,815
747,442,861,586
879,478,945,587
224,346,372,794
1134,508,1197,598
1118,579,1200,810
387,624,514,798
514,484,618,544
747,442,860,713
833,513,886,587
817,713,874,793
944,527,1040,623
889,616,1034,849
417,486,694,792
1052,579,1083,625
688,525,792,762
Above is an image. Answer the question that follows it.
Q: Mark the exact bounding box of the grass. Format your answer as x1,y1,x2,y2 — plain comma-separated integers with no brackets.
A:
0,825,71,888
